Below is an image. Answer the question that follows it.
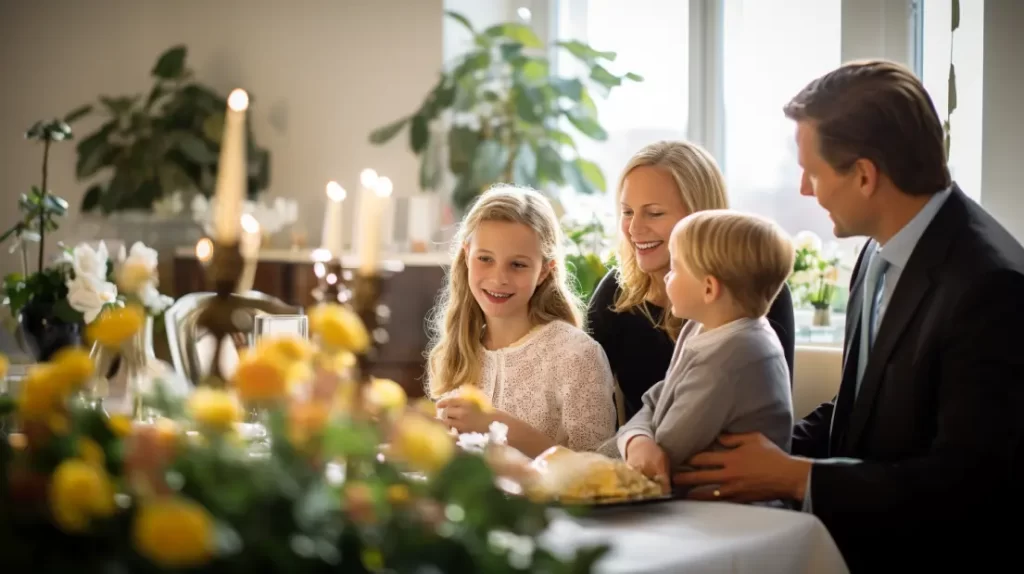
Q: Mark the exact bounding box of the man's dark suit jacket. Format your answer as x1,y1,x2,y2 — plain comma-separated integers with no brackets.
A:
792,185,1024,572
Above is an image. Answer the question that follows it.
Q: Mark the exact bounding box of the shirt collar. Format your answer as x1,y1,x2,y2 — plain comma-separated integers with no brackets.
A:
877,186,952,269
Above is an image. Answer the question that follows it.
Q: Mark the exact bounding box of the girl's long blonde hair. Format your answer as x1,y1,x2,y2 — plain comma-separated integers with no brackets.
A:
426,184,582,397
613,140,729,339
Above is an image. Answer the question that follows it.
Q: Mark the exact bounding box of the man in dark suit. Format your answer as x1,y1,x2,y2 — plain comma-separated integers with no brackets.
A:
673,59,1024,571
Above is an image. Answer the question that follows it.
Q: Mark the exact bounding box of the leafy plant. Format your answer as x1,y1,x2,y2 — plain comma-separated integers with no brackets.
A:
943,0,960,160
0,119,76,319
369,11,642,211
67,45,271,214
563,216,615,303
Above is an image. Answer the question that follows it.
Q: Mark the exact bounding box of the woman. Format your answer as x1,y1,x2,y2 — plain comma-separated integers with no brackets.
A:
587,140,795,422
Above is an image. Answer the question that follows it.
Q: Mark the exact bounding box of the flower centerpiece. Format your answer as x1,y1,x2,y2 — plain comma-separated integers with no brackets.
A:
788,231,842,327
0,302,610,572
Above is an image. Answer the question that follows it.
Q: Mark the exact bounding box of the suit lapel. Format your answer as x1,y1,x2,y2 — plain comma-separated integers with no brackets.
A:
843,189,965,450
829,242,869,454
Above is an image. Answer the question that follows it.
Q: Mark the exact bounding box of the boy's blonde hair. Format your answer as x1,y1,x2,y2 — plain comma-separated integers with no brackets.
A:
425,184,582,398
671,210,795,318
613,141,729,339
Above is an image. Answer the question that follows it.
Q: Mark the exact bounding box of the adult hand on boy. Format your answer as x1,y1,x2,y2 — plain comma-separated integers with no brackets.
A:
671,432,811,502
625,435,671,493
436,397,495,434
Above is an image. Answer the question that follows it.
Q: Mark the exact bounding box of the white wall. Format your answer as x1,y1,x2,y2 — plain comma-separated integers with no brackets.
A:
0,0,442,277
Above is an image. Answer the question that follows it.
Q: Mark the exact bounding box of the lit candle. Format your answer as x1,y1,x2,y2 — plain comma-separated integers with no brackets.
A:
357,170,393,275
213,88,249,244
195,237,214,265
320,181,346,256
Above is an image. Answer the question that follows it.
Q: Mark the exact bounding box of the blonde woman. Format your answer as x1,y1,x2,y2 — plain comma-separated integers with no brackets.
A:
587,141,795,421
428,185,616,457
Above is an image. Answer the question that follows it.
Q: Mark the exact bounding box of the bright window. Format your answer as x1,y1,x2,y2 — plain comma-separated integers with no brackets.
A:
920,0,984,200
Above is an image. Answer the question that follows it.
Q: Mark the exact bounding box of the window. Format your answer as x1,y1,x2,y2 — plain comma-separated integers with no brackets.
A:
553,0,690,223
919,0,984,200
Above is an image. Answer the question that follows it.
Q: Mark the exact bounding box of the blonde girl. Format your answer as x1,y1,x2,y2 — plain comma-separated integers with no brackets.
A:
587,140,795,422
428,185,616,456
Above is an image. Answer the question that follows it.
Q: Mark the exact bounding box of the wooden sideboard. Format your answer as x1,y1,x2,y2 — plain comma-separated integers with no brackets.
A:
172,249,449,397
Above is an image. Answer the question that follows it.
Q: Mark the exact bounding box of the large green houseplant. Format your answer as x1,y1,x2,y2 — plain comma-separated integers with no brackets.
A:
66,45,271,214
369,11,642,211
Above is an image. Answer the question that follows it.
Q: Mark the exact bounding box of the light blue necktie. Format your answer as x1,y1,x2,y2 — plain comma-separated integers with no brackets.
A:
856,248,888,397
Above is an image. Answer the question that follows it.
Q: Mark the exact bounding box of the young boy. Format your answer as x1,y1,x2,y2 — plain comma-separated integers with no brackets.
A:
616,209,795,493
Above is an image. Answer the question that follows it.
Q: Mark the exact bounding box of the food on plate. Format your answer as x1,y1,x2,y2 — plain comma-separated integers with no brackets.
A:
523,446,664,503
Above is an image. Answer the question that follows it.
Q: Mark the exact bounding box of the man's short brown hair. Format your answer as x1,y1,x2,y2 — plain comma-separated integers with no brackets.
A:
783,59,951,196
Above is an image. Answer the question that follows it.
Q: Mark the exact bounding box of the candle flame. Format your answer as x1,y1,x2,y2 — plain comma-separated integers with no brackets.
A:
228,89,250,111
375,176,394,198
195,238,214,262
240,213,260,234
326,181,346,202
360,168,379,188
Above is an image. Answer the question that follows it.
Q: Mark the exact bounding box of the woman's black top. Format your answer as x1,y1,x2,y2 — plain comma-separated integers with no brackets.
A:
586,270,796,421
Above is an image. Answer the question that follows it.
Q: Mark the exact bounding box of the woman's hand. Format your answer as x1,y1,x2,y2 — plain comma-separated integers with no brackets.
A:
435,397,495,434
625,435,671,493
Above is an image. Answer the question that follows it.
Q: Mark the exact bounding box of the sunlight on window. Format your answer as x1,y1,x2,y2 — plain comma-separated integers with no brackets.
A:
721,0,843,248
555,0,690,223
921,0,984,200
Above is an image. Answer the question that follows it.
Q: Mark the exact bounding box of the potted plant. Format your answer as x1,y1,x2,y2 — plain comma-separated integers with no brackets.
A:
563,215,616,303
368,11,642,212
788,231,842,327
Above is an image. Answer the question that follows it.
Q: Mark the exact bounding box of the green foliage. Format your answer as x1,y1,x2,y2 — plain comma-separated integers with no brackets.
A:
788,242,841,311
369,11,642,212
944,0,960,160
66,44,271,214
563,217,615,303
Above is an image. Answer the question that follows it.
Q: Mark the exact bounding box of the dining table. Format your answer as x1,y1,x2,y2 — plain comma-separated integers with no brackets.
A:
542,499,849,574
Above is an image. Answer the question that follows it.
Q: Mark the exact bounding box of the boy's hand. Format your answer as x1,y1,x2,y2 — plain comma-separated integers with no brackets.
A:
436,397,495,434
625,435,670,493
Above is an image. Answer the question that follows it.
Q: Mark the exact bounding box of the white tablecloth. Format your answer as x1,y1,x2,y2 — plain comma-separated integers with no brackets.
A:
542,500,848,574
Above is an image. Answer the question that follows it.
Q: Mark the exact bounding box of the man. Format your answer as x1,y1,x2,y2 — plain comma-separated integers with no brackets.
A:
674,59,1024,571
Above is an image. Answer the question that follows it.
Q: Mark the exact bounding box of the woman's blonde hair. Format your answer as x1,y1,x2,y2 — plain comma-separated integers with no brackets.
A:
425,184,582,397
672,209,795,318
613,140,729,339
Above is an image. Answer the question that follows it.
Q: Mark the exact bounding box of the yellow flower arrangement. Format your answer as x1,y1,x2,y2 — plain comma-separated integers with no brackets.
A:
133,496,214,568
49,458,115,533
365,377,407,414
231,353,289,404
187,388,241,432
309,303,370,353
390,412,456,474
86,303,146,348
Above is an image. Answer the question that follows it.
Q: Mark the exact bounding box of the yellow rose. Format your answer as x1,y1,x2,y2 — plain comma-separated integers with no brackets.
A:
390,413,455,474
133,496,214,568
457,384,493,413
49,459,115,533
231,354,288,404
365,377,407,414
255,335,315,363
49,347,95,392
309,303,370,353
107,414,132,438
187,388,241,432
18,365,64,420
87,304,146,348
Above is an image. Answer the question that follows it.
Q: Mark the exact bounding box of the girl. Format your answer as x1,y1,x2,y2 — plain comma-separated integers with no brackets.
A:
429,185,616,457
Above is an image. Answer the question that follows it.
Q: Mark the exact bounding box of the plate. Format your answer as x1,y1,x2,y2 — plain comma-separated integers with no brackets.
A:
551,492,679,510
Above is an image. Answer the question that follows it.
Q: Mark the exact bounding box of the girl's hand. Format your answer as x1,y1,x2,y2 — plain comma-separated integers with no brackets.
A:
625,435,671,493
436,397,495,434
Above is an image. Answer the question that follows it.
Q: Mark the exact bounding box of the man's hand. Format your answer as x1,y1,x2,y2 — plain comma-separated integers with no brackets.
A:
435,397,495,434
672,432,812,503
625,435,671,493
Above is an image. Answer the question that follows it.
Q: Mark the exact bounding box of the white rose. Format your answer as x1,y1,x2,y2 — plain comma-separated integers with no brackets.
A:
66,275,118,323
139,283,174,314
794,231,822,253
71,241,110,281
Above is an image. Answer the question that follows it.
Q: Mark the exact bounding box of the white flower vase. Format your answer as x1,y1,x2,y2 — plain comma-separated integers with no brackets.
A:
812,306,832,327
90,316,185,420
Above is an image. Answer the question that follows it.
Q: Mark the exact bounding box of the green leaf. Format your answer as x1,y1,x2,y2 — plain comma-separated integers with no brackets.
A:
565,109,608,141
80,185,102,212
152,45,187,79
536,145,565,185
548,129,578,151
202,113,225,143
410,114,430,154
589,65,623,90
624,72,644,82
521,59,550,82
470,140,509,185
144,82,167,110
500,42,524,62
951,0,960,31
563,160,594,195
51,298,83,324
452,51,491,81
99,95,139,117
551,78,583,101
514,86,545,124
419,140,443,191
947,63,957,116
451,176,481,211
63,105,93,124
369,117,409,145
445,10,475,35
512,142,538,186
573,158,606,192
556,40,617,64
483,23,543,48
173,132,217,164
448,127,480,175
